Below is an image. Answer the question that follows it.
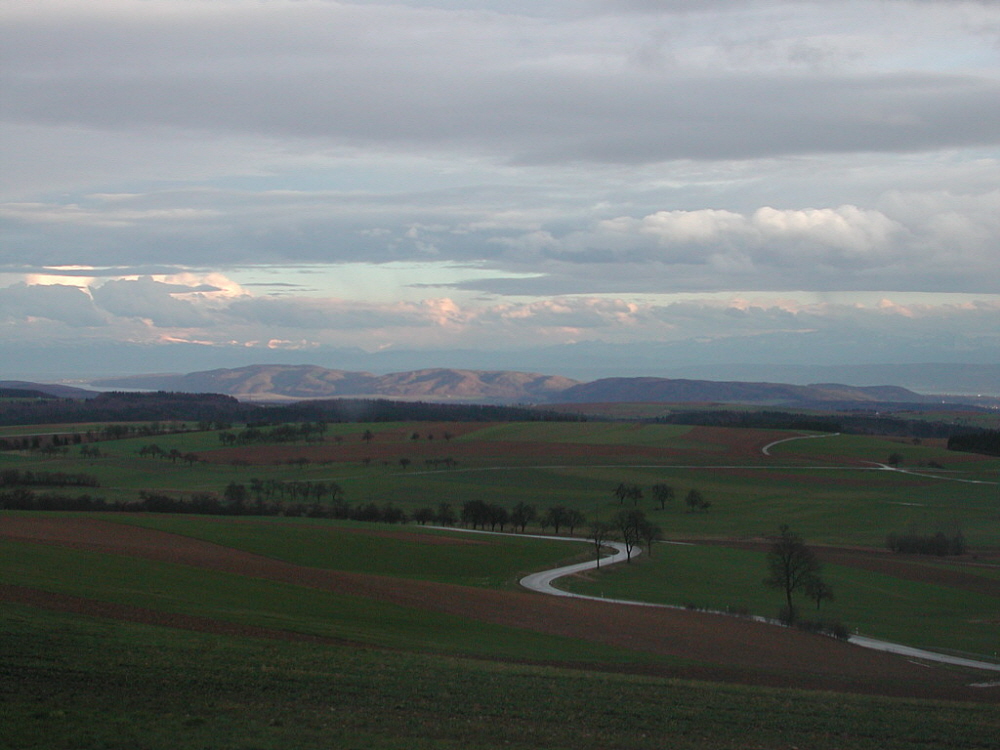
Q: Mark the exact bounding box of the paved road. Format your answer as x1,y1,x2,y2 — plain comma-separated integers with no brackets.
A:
760,432,840,456
514,531,1000,675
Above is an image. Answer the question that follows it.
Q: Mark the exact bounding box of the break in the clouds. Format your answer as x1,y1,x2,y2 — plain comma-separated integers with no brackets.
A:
1,0,998,378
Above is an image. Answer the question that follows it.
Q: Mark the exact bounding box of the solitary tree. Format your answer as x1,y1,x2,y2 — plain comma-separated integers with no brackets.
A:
763,525,824,620
805,576,835,612
651,483,674,510
684,489,711,513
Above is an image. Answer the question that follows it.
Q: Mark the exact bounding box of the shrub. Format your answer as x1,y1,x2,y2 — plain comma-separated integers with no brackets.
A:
796,619,851,641
886,531,966,556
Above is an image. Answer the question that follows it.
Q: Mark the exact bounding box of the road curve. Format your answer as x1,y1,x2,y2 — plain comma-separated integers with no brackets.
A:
761,432,840,456
511,531,1000,675
520,539,643,599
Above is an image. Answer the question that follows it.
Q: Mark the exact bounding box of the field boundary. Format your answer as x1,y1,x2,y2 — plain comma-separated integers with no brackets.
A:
439,527,1000,675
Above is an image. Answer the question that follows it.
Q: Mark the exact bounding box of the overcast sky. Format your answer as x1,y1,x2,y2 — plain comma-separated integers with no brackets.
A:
1,0,999,380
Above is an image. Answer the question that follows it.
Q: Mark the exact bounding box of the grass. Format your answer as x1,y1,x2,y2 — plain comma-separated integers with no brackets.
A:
4,420,998,546
4,604,999,750
562,543,1000,657
5,416,1000,748
0,537,646,665
100,514,592,588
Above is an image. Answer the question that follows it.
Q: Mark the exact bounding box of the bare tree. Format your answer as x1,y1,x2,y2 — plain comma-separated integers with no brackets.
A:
638,517,663,556
544,505,570,534
805,577,834,612
565,508,586,535
612,508,647,563
613,482,642,506
511,501,537,533
651,483,674,510
764,525,824,620
589,520,614,569
684,489,711,513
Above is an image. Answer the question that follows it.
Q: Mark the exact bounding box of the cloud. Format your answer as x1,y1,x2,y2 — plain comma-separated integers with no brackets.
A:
0,282,107,327
3,0,998,173
487,192,999,294
225,296,463,330
1,1,998,377
90,277,214,327
616,204,903,263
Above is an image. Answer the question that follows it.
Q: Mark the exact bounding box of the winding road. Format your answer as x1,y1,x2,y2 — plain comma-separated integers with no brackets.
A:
514,532,1000,676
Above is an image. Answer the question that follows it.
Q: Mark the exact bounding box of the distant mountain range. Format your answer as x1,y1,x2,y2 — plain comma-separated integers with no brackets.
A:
83,364,985,409
90,366,578,404
0,380,99,399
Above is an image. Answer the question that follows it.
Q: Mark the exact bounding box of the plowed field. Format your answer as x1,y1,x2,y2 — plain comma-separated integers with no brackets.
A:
3,515,996,702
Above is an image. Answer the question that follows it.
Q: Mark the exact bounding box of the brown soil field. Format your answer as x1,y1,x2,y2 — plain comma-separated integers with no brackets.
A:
3,515,997,702
683,425,796,458
196,424,807,466
199,439,695,466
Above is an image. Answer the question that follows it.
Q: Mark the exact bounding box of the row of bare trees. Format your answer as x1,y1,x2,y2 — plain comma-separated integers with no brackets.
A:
613,482,711,513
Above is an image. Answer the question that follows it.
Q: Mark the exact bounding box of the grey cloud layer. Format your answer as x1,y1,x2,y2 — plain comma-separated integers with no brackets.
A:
4,1,999,166
1,0,998,372
4,187,997,293
2,278,997,363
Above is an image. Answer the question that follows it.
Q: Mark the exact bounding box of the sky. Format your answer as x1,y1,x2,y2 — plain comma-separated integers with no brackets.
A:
1,0,999,384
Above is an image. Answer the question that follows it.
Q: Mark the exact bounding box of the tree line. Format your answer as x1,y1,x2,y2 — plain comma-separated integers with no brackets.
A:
0,469,100,488
946,429,1000,457
885,531,967,556
0,391,582,427
652,408,994,441
217,421,329,446
0,487,364,518
612,481,711,513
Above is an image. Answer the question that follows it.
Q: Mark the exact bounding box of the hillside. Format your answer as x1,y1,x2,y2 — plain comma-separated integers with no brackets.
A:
89,364,943,407
91,365,580,403
553,377,931,407
0,380,99,400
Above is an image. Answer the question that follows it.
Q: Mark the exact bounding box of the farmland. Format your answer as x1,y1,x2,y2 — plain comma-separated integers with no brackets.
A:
2,412,1000,748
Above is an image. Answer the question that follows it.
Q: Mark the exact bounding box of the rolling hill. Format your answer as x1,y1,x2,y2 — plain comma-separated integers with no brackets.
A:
85,364,953,407
91,365,580,403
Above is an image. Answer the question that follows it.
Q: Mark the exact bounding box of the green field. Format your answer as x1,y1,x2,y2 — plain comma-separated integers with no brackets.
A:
3,417,1000,747
5,420,996,545
89,514,592,588
562,542,1000,656
7,604,997,750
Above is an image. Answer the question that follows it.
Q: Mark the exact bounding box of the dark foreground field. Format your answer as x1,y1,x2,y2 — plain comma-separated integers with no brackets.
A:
3,514,999,750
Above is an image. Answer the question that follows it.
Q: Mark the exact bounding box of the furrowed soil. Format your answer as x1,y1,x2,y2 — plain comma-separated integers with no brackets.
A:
3,515,997,702
195,424,812,466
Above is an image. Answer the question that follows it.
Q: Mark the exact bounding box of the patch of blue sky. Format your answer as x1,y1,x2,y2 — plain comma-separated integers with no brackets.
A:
228,261,543,303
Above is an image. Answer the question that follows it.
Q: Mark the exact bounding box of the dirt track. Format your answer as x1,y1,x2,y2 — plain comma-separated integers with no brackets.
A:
3,515,997,702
